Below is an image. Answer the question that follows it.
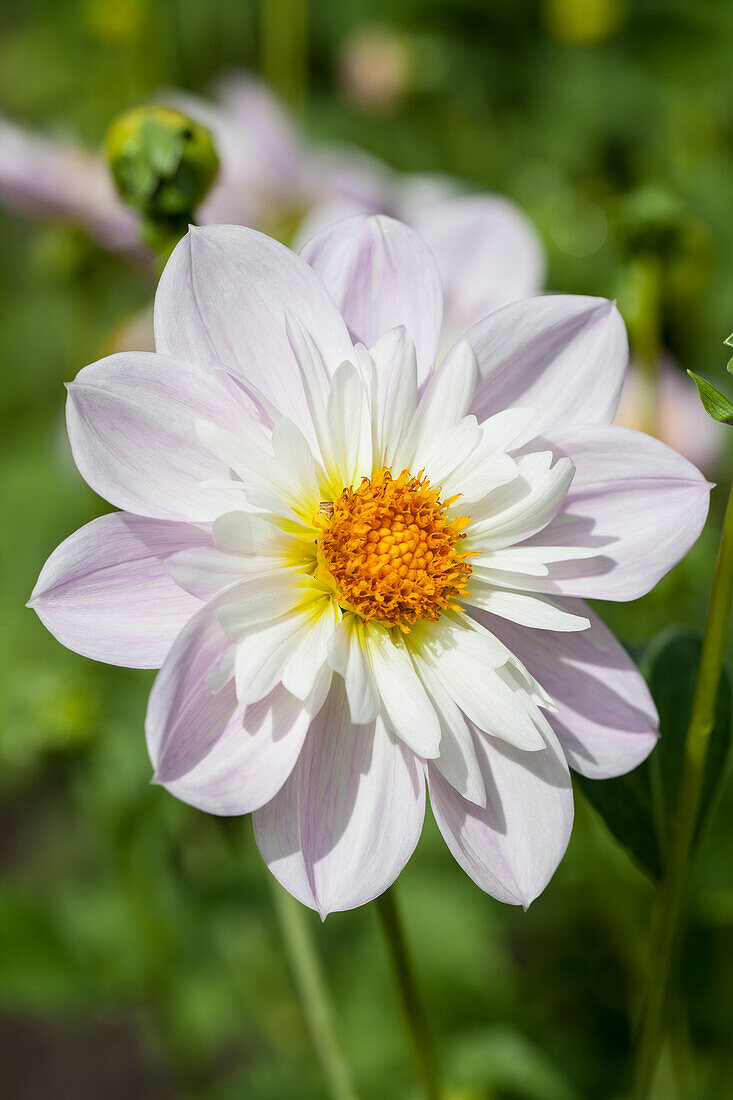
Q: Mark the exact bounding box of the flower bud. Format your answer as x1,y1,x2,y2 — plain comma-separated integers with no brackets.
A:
105,106,219,219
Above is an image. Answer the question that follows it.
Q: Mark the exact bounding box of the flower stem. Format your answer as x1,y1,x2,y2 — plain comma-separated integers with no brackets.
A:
261,0,308,111
269,880,360,1100
632,481,733,1098
375,886,441,1100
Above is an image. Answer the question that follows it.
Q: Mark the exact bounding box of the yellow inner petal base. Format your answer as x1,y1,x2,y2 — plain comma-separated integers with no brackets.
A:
314,466,472,632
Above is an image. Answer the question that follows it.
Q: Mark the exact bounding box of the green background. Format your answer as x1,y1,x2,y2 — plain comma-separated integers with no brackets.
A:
0,0,731,1096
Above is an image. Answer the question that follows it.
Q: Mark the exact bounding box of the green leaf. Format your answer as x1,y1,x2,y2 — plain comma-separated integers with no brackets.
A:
576,762,661,879
577,630,731,879
646,630,731,848
687,370,733,424
446,1026,581,1100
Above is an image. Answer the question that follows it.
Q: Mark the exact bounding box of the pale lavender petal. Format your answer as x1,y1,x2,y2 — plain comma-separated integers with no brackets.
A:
66,352,258,522
161,684,314,816
519,424,711,600
300,213,443,385
458,295,628,440
294,195,380,251
154,225,354,428
146,601,239,783
176,76,308,228
254,681,425,917
29,513,208,668
481,603,659,778
429,723,573,907
0,118,139,253
402,194,545,337
292,148,396,248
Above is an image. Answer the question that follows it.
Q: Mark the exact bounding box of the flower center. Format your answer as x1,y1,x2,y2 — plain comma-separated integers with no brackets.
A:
314,466,472,632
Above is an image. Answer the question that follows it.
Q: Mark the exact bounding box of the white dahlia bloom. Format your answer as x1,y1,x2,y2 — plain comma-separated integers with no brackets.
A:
30,216,710,915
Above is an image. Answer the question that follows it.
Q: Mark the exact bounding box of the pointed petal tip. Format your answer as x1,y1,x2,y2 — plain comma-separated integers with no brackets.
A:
469,786,488,811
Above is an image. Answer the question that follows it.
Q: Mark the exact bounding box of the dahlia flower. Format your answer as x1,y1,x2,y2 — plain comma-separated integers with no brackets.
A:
30,216,710,915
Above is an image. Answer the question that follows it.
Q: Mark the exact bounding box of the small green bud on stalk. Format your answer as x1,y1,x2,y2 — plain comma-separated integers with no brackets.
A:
105,106,219,265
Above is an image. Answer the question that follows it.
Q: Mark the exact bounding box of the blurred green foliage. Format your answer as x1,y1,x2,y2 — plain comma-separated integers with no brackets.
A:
1,0,732,1097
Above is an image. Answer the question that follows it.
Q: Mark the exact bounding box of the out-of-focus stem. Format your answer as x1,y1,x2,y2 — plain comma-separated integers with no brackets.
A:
375,886,441,1100
632,481,733,1098
628,256,662,440
270,880,360,1100
261,0,308,111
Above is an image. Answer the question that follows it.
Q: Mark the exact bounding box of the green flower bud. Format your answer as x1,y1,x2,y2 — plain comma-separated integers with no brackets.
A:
105,106,219,219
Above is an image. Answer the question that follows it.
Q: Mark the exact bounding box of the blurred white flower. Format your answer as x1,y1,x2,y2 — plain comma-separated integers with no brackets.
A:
615,357,726,474
338,25,412,112
0,74,544,345
0,119,139,253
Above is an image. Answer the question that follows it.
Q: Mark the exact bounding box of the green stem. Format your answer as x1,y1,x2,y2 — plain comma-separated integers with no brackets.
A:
375,886,441,1100
632,481,733,1098
270,881,360,1100
261,0,308,111
141,212,194,274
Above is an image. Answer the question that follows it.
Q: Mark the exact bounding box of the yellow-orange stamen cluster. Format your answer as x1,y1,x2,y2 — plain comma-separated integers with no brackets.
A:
315,467,472,632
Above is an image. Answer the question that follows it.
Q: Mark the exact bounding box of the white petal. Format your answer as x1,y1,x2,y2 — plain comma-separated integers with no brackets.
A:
412,652,486,806
411,418,481,490
485,603,659,778
323,361,373,490
415,339,478,432
232,592,337,704
365,625,442,757
282,599,341,699
516,425,711,601
429,721,573,907
300,213,443,386
254,682,426,916
66,353,256,521
155,225,354,429
414,618,544,751
30,513,206,668
146,602,239,783
368,326,419,468
401,193,545,336
468,452,574,550
213,510,311,560
456,295,628,440
216,574,325,637
161,684,317,816
463,587,591,632
327,615,381,724
437,428,518,504
195,416,319,521
165,546,254,599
